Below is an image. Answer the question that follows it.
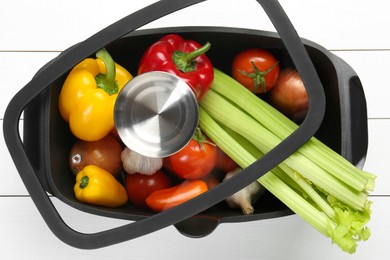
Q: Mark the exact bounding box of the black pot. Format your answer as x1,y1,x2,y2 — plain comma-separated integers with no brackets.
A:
3,0,367,249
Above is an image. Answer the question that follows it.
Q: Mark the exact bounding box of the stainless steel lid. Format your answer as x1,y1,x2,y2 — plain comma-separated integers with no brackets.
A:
114,71,199,158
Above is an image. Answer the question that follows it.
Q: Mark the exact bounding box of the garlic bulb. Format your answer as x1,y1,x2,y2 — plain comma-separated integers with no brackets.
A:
121,147,163,175
223,168,265,214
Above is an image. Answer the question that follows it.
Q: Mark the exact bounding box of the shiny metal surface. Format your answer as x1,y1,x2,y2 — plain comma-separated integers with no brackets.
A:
114,71,199,158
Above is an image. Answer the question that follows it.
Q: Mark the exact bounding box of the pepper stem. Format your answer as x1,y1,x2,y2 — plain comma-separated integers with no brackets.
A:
79,176,89,189
173,42,211,73
95,48,118,95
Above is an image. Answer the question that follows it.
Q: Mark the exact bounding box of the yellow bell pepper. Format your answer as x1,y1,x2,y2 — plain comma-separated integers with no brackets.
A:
74,165,128,208
58,49,133,141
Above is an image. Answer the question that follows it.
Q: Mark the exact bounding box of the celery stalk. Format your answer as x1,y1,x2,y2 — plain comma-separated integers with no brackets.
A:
259,172,333,237
268,165,308,199
200,107,312,207
210,68,371,192
198,69,374,254
198,107,256,169
224,124,309,197
279,165,336,219
200,89,367,210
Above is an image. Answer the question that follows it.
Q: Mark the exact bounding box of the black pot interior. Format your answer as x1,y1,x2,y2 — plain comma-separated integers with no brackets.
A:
24,27,345,236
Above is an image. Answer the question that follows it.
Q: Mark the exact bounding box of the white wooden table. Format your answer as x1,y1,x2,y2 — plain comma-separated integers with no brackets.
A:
1,0,389,259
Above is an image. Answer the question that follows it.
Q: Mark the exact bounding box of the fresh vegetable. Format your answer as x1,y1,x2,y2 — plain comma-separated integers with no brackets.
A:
69,134,123,177
125,170,172,209
74,165,128,207
138,34,214,100
145,179,208,212
223,168,265,214
58,49,133,141
232,48,279,93
201,173,221,190
269,69,308,122
163,128,218,179
198,68,375,254
215,147,239,173
121,147,163,175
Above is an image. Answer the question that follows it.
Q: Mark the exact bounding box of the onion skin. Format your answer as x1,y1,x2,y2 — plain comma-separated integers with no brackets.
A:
269,69,309,123
69,134,123,177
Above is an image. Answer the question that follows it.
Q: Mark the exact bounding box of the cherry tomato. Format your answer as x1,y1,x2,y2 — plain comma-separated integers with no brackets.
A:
69,134,122,177
232,48,280,94
145,180,208,212
125,171,172,209
269,69,308,123
164,137,218,180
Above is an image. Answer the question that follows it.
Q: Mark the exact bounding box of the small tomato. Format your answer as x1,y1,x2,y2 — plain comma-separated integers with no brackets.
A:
232,48,280,94
164,129,218,179
125,171,172,209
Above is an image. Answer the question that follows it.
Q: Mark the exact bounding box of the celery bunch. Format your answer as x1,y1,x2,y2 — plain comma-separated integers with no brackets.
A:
199,68,375,254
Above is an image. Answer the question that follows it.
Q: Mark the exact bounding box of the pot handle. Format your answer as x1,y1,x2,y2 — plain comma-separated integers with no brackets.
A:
331,54,368,168
3,0,325,249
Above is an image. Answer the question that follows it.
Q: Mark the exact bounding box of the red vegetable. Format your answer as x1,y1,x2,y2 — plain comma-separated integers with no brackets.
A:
145,180,208,212
69,134,123,177
269,69,308,122
232,48,280,94
138,34,214,100
163,129,218,180
216,147,239,173
125,171,172,209
201,173,221,190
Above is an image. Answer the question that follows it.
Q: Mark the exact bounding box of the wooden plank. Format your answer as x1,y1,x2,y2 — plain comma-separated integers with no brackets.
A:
0,0,389,51
0,196,387,259
0,0,157,51
0,52,59,117
365,119,390,195
0,121,28,195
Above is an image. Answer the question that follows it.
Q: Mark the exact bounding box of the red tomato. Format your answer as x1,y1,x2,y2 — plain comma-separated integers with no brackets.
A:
164,138,218,180
125,171,172,209
232,48,280,94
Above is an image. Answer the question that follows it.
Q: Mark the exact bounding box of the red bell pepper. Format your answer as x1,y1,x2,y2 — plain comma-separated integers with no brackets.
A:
138,34,214,100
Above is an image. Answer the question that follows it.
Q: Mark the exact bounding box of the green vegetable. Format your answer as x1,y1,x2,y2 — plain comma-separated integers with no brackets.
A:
198,68,375,254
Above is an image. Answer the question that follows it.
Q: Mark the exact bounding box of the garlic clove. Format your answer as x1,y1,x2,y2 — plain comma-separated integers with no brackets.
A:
121,147,163,175
223,168,265,214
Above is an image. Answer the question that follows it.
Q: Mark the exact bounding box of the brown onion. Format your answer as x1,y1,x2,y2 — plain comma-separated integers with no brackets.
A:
69,134,123,177
269,69,309,123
